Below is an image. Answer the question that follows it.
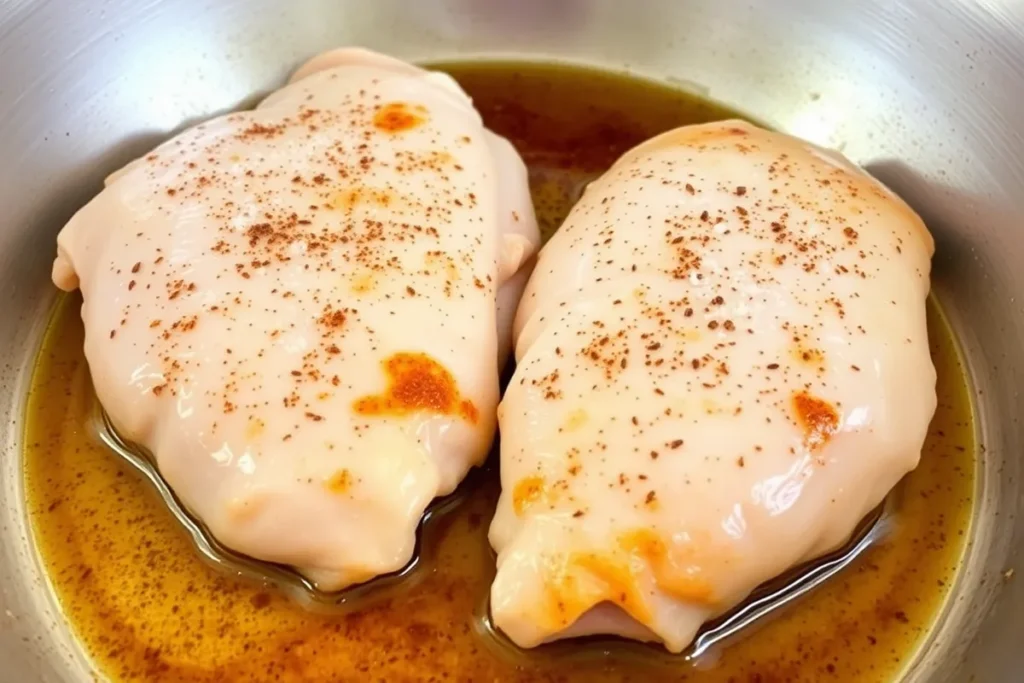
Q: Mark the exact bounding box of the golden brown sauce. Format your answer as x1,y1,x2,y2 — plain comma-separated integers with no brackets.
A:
24,61,975,682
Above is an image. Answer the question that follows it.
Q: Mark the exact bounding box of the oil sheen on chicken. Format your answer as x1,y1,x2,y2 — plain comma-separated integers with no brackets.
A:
489,120,936,652
51,48,539,591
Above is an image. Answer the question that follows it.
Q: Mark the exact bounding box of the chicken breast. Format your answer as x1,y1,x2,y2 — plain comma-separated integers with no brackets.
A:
490,120,935,652
52,48,539,591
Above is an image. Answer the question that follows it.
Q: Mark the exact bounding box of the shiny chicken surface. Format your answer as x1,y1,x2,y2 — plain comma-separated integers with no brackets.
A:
490,120,936,652
52,48,539,590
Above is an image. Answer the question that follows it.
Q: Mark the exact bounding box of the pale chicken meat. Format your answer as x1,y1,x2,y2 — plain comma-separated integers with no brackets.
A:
490,120,935,652
52,48,539,590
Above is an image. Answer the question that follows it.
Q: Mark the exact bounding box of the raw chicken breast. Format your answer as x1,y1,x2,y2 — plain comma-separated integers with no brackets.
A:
52,48,539,590
490,120,935,652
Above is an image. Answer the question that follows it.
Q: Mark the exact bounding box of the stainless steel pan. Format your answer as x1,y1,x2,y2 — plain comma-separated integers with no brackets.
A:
1,1,1021,680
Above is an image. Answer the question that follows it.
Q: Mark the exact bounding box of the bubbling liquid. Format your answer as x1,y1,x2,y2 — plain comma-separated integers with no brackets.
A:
24,61,975,682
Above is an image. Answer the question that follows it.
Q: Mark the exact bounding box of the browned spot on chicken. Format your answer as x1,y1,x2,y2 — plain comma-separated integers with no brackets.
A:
325,469,352,495
793,391,840,451
373,102,428,133
620,529,717,604
327,187,396,211
353,352,478,423
513,475,546,516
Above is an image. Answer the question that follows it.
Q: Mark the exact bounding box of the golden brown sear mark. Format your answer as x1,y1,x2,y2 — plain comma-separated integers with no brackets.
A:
513,475,546,515
793,390,839,452
373,102,428,133
353,351,478,423
325,469,352,494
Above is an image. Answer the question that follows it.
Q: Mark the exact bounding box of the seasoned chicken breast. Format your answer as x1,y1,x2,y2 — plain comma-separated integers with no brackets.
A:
52,48,539,590
490,120,935,652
